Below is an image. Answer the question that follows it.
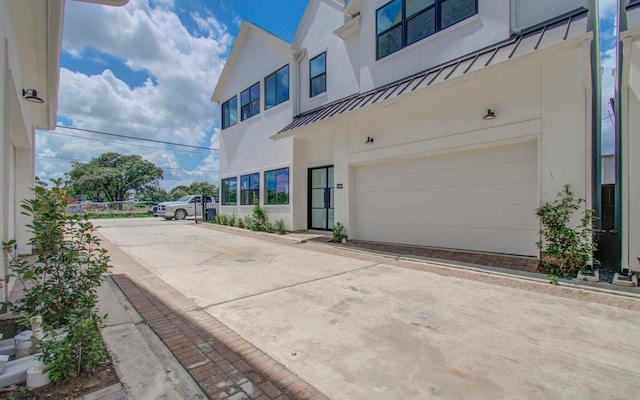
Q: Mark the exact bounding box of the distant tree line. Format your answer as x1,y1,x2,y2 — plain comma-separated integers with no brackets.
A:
64,152,218,202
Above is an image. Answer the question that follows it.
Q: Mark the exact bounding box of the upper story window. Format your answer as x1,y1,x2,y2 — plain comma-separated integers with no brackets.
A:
265,65,290,110
221,96,237,129
310,52,326,97
240,172,260,205
221,177,237,205
241,82,260,121
376,0,478,59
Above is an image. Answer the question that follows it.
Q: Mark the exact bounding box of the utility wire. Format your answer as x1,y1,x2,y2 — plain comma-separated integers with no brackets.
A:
45,131,210,154
36,154,219,173
53,125,219,151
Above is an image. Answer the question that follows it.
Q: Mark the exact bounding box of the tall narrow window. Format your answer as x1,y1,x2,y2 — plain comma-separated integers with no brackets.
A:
221,177,237,205
376,0,477,59
265,65,290,109
310,52,326,97
241,82,260,121
240,173,260,205
265,168,289,205
221,96,237,129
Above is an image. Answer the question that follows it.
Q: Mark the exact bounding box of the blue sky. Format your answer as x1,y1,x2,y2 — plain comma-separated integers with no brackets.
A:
35,0,618,191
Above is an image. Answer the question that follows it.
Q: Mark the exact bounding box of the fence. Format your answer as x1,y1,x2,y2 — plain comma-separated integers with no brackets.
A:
66,201,156,216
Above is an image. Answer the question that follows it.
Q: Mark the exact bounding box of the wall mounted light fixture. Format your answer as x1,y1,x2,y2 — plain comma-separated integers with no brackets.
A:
483,109,496,120
22,89,44,104
365,136,374,144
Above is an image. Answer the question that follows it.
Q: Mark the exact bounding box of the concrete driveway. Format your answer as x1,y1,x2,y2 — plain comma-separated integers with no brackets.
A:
97,217,640,400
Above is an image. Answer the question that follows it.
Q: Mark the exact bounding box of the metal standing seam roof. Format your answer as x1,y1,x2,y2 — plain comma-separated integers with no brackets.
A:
275,8,589,137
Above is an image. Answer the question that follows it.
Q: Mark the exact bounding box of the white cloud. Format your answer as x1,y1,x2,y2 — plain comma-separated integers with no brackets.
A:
600,0,618,19
37,0,229,190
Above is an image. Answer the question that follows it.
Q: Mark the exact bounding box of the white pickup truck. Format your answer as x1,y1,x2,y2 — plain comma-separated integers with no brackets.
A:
156,195,216,220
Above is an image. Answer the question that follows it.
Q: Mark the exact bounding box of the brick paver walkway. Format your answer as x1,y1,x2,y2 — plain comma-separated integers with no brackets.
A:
102,237,329,400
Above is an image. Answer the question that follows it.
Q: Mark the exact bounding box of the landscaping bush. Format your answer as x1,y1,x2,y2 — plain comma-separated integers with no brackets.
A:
2,178,111,382
535,184,598,284
332,222,347,243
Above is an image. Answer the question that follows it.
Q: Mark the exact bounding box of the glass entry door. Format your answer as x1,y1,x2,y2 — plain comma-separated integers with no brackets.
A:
309,166,334,230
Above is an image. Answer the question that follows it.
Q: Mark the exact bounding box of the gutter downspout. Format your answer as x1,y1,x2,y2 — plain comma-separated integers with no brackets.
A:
510,0,522,34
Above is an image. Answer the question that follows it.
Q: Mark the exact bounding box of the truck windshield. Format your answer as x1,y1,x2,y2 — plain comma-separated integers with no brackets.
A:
177,196,191,202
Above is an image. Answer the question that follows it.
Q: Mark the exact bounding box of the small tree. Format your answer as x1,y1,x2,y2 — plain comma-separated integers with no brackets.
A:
3,178,111,381
535,185,598,283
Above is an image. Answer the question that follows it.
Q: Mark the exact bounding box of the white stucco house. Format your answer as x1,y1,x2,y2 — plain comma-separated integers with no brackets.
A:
0,0,128,306
212,0,601,261
617,0,640,273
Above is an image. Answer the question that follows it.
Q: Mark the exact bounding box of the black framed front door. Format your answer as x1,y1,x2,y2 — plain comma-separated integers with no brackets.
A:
308,166,334,230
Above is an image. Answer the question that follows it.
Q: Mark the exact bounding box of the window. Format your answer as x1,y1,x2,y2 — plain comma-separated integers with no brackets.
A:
221,96,237,129
221,177,237,205
310,52,326,97
265,65,289,109
265,168,289,205
241,82,260,121
240,173,260,205
376,0,477,59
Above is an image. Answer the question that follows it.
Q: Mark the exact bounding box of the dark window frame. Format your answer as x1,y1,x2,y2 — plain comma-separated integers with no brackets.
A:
376,0,478,60
264,168,290,205
265,65,290,110
240,172,260,206
309,52,327,98
221,177,237,206
240,82,260,121
221,96,237,129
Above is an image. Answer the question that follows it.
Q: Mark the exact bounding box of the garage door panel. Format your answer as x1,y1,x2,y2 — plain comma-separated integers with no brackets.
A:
355,182,538,208
355,204,536,230
353,222,537,255
353,141,538,256
354,160,537,193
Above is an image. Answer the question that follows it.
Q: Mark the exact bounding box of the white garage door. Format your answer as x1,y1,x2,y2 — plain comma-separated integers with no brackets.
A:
352,141,539,256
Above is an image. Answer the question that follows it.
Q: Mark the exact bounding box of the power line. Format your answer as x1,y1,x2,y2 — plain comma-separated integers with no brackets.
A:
36,154,219,173
45,131,210,154
52,125,219,151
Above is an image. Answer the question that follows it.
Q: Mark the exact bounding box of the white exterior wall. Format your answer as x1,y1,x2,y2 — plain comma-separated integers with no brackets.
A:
296,0,360,113
217,27,296,226
620,3,640,271
514,0,590,31
1,1,40,305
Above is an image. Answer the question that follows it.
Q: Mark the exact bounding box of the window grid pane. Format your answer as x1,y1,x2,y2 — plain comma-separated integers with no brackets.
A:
265,65,289,110
221,96,237,129
240,173,260,205
376,0,477,60
222,178,237,206
310,53,326,97
265,168,289,205
241,83,260,121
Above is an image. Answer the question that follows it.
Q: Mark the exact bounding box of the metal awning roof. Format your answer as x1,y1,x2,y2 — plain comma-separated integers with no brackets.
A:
275,8,589,138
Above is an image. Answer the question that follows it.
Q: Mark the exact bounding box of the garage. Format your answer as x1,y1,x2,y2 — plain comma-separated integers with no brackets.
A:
352,140,539,256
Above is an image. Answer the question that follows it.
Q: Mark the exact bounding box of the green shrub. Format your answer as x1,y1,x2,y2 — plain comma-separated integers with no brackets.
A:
274,219,286,234
2,178,111,381
535,184,598,284
249,202,268,232
39,314,109,382
243,215,253,229
237,218,245,229
332,222,347,243
228,213,237,227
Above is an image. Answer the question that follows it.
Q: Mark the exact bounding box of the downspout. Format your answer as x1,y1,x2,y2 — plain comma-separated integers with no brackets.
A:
510,0,522,34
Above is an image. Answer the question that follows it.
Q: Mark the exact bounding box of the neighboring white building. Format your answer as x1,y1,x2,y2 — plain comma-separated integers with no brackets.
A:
617,0,640,272
212,0,600,259
0,0,128,306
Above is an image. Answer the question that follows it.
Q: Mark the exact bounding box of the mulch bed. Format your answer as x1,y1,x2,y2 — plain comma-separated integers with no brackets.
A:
0,319,120,400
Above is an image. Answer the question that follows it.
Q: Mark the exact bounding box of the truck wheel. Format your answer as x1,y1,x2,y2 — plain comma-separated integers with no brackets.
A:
175,209,187,220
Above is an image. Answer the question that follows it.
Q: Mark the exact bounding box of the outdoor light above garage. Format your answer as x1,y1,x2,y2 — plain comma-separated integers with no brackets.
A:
22,89,44,104
483,109,496,120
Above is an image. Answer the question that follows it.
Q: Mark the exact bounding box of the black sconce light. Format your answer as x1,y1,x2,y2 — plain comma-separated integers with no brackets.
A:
365,136,374,144
483,109,496,120
23,89,45,104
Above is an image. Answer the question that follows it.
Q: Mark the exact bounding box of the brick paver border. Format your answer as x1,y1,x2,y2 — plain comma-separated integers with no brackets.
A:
101,235,329,400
